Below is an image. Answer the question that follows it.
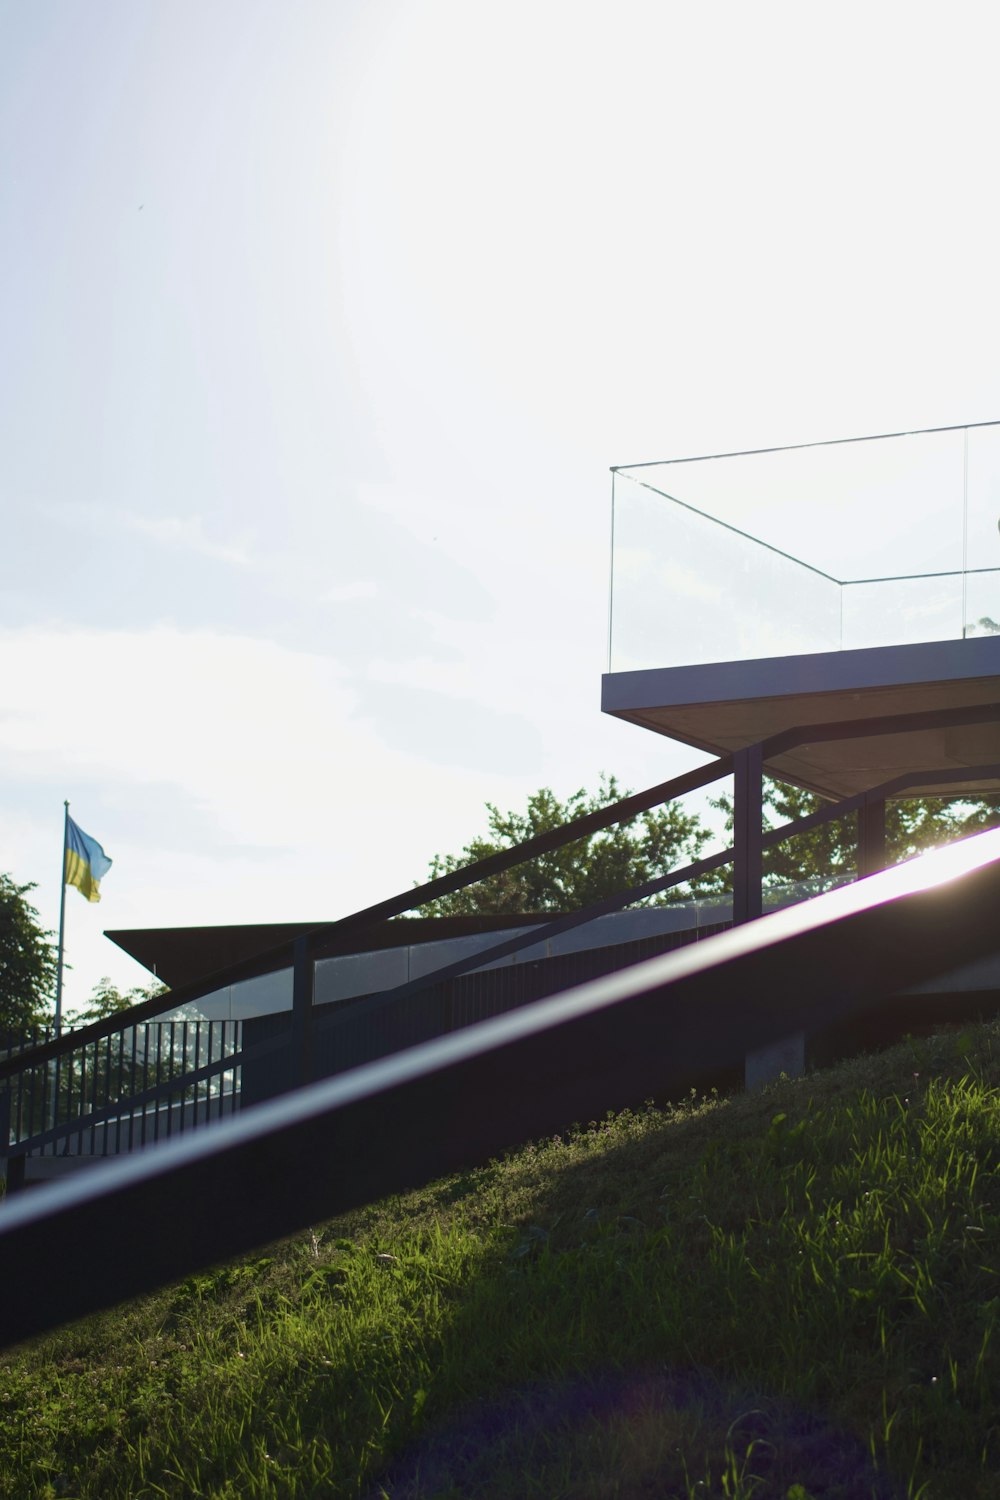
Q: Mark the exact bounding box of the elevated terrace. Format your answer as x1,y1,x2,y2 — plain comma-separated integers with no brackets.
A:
603,421,1000,799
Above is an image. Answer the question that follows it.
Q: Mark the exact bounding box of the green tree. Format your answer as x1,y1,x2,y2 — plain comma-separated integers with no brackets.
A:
51,978,183,1133
0,875,57,1034
69,976,168,1027
415,774,715,916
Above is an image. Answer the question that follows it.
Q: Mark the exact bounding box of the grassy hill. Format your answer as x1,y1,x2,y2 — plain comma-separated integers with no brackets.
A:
2,1019,1000,1499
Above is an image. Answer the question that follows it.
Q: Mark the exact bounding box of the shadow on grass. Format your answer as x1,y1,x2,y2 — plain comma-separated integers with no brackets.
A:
361,1028,1000,1499
369,1365,903,1500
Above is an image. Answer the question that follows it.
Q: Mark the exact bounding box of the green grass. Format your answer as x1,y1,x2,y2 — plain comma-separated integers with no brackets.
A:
3,1022,1000,1498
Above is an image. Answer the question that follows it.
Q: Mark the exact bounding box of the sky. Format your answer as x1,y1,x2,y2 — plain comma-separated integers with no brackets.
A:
3,0,1000,1013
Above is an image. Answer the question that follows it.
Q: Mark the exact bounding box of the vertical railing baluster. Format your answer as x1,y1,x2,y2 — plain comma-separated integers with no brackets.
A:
169,1021,176,1137
114,1025,124,1156
153,1024,162,1143
102,1032,112,1155
114,1025,122,1156
195,1021,202,1131
53,1045,62,1153
40,1037,49,1154
180,1019,189,1133
146,1024,153,1144
206,1020,215,1123
77,1045,86,1158
141,1023,150,1148
27,1057,36,1151
128,1025,138,1153
22,1057,30,1145
89,1039,99,1157
165,1023,175,1137
17,1052,25,1143
43,1027,50,1147
50,1026,57,1154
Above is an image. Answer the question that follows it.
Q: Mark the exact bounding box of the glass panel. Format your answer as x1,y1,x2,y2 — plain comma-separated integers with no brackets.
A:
637,428,964,579
610,469,841,671
841,574,965,651
964,424,1000,635
609,423,1000,672
762,871,855,913
962,573,1000,639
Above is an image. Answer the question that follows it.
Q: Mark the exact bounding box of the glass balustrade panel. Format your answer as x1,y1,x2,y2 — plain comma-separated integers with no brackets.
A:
610,424,1000,672
610,468,841,671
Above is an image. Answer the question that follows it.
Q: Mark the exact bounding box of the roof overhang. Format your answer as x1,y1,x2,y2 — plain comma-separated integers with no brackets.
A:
105,913,552,990
603,636,1000,800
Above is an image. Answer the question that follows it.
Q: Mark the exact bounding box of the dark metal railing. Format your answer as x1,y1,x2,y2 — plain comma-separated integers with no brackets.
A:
3,822,1000,1348
0,1019,242,1160
2,702,998,1189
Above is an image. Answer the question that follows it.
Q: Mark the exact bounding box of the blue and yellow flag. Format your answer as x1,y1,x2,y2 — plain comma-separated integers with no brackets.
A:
65,817,112,903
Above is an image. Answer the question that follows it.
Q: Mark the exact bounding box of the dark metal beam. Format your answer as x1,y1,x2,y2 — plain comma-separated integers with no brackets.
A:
0,756,734,1080
858,796,887,879
733,744,763,923
763,701,1000,761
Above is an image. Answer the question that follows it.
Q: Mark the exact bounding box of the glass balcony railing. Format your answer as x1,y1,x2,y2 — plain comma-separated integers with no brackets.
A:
608,421,1000,673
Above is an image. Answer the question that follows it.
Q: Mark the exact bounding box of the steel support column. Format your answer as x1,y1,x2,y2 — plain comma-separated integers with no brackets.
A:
733,744,763,924
859,795,887,879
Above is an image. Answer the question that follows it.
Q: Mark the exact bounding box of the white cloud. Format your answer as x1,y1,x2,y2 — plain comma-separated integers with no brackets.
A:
321,580,378,604
1,622,638,1011
0,625,366,836
122,512,258,570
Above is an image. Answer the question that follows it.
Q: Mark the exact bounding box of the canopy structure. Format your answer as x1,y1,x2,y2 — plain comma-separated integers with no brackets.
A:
105,913,550,989
603,636,1000,801
605,423,1000,799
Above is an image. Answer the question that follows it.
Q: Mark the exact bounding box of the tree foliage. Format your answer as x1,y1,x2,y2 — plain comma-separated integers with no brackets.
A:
415,774,714,916
0,874,57,1034
70,976,168,1028
58,977,181,1123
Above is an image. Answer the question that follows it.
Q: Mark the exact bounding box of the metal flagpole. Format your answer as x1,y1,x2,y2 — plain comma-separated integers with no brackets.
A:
49,801,70,1135
54,801,69,1038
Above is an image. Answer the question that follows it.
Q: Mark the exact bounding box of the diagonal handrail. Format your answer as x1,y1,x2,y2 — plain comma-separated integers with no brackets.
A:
4,825,1000,1348
4,701,998,1084
11,752,988,1165
315,847,735,1024
311,758,1000,1030
0,756,733,1079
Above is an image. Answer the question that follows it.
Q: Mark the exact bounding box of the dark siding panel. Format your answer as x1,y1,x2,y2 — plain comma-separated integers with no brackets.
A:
242,923,730,1107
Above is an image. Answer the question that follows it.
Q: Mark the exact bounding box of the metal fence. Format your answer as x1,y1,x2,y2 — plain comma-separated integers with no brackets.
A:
0,1019,242,1183
242,920,733,1106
